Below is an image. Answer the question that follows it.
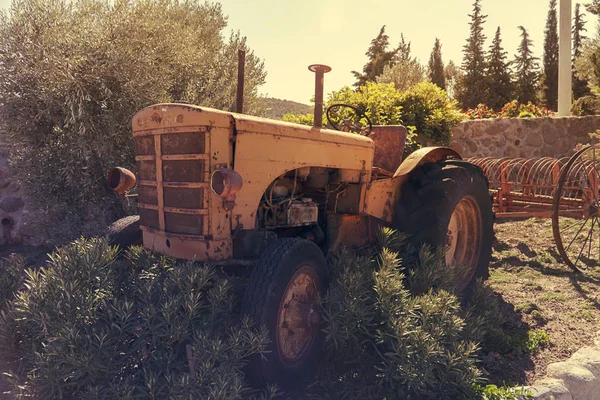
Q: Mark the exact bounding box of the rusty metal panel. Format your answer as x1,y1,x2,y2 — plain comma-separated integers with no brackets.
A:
139,208,160,230
393,147,462,178
138,185,158,206
370,125,407,173
165,212,203,235
135,136,155,156
233,114,374,149
162,160,205,182
133,104,233,132
364,177,401,223
142,229,232,262
164,187,203,209
161,131,205,154
326,214,386,254
136,160,156,181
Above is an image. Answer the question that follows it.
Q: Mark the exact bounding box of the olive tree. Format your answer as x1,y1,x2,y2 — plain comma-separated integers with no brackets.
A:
0,0,266,242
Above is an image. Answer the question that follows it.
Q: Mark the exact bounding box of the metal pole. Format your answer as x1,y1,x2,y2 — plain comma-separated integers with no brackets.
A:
558,0,572,116
308,64,332,128
236,49,245,114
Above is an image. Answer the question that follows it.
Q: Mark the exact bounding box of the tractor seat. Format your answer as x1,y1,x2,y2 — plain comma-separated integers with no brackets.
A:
370,125,408,174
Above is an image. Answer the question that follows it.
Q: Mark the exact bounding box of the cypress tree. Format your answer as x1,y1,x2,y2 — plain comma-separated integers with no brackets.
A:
457,0,488,109
428,38,446,90
541,0,559,110
573,3,590,99
352,26,397,88
486,27,513,110
444,61,461,99
513,26,540,104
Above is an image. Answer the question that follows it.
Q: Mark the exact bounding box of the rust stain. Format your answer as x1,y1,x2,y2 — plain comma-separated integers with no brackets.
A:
151,113,163,124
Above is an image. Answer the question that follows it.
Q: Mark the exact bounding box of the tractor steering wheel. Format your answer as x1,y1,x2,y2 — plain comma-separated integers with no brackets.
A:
326,103,373,136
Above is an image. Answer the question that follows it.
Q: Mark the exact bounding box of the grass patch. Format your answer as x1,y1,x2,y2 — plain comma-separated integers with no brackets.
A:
508,330,551,356
515,302,540,314
530,310,548,325
538,292,568,302
515,266,542,280
569,309,596,322
534,251,556,265
523,281,543,290
490,269,515,283
479,384,533,399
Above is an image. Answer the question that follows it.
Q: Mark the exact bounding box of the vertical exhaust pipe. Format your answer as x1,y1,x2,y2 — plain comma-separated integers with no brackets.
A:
236,49,246,113
308,64,331,128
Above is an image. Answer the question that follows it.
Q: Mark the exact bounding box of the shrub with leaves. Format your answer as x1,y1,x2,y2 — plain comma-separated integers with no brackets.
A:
0,0,266,243
0,239,268,399
313,229,482,400
284,81,463,151
499,101,555,118
463,104,500,120
571,95,600,116
0,255,23,310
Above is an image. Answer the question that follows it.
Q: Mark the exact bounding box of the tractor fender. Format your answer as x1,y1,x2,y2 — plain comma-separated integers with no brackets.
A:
393,146,462,178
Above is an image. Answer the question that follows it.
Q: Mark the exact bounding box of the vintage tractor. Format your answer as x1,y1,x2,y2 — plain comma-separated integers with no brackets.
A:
106,64,493,386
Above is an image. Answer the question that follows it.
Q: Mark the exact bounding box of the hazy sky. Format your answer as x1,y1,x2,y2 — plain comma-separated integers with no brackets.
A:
1,0,596,104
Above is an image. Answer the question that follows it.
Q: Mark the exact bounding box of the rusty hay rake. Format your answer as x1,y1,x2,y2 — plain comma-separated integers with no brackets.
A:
468,144,600,273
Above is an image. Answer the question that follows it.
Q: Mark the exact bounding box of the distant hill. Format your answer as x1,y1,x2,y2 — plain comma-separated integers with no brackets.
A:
260,97,312,120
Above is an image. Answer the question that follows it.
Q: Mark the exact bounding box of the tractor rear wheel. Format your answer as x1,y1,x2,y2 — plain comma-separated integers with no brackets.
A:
105,215,142,249
392,159,493,295
241,238,327,387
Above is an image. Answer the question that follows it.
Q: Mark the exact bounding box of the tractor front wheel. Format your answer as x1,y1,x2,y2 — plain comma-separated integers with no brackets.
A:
393,159,493,295
241,238,328,387
105,215,142,249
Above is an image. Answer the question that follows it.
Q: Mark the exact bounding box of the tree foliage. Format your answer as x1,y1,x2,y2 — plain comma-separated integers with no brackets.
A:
444,61,462,99
541,0,559,110
486,27,514,110
0,0,266,243
428,38,446,90
513,26,540,104
377,34,426,92
352,26,398,87
573,3,591,99
457,0,488,109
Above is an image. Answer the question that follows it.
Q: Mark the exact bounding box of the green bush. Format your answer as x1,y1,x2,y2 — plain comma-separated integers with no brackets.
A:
0,0,266,243
0,231,527,399
284,81,463,151
398,82,464,145
0,238,268,399
314,229,482,399
571,95,600,116
0,255,23,310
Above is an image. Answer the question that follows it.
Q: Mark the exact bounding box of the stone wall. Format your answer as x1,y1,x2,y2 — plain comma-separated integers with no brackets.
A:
451,116,600,159
0,136,41,246
524,330,600,400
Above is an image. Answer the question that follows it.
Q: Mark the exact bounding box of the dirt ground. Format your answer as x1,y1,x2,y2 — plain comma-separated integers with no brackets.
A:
488,217,600,385
1,218,599,387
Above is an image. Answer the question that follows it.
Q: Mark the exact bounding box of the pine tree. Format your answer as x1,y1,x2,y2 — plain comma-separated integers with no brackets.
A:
486,27,513,110
352,26,397,87
541,0,559,110
428,38,446,90
513,26,540,104
573,3,590,99
457,0,488,109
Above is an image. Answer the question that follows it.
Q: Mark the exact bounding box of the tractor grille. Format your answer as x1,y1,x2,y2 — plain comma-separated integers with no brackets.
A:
135,130,209,237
